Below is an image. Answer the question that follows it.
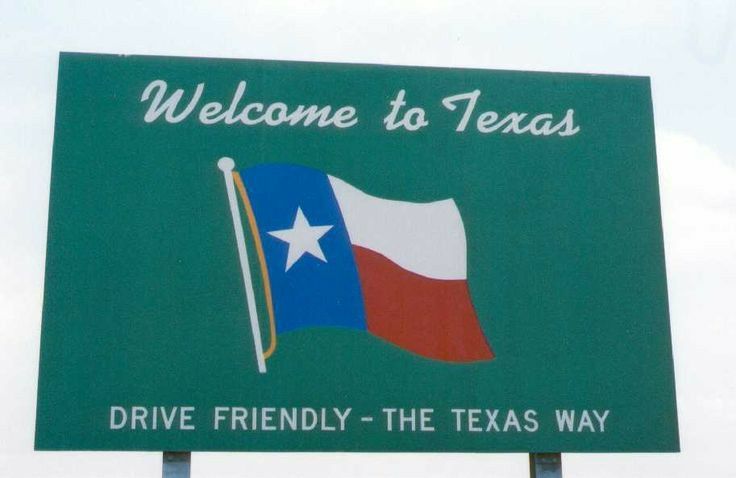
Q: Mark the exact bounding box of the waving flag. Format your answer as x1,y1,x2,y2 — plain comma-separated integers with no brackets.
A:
218,158,493,372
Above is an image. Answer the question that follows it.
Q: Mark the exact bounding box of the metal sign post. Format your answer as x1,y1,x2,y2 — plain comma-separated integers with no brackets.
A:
529,452,562,478
163,452,191,478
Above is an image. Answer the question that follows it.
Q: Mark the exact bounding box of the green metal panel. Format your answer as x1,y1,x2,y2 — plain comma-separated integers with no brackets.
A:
35,53,678,452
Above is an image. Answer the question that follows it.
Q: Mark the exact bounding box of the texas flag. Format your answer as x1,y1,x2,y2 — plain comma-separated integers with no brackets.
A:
230,163,493,363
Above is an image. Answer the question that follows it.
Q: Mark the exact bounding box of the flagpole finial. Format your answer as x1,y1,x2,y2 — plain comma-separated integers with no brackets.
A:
218,157,235,172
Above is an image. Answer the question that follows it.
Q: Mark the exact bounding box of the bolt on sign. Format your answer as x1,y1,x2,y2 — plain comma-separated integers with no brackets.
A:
35,53,679,452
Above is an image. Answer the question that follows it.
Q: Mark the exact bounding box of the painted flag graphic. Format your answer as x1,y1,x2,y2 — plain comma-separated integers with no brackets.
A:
219,159,493,371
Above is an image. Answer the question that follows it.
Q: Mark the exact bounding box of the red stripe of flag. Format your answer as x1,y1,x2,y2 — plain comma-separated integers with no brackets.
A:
353,246,494,363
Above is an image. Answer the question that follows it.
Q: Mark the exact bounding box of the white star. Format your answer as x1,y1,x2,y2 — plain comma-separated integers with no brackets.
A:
267,207,334,271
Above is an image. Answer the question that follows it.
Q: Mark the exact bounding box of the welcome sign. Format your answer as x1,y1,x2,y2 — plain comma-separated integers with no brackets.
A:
35,53,678,452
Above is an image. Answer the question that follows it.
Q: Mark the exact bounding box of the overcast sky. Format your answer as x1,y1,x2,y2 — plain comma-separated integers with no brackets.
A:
1,1,734,477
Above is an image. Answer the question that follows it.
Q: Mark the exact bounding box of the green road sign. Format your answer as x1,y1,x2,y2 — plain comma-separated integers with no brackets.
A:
35,52,678,452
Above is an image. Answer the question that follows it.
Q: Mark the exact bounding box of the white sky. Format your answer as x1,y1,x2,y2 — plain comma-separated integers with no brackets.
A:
1,1,734,476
